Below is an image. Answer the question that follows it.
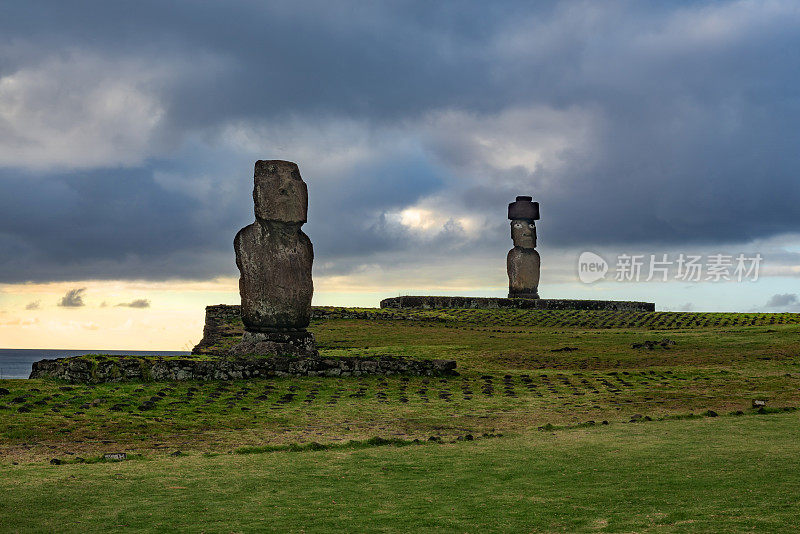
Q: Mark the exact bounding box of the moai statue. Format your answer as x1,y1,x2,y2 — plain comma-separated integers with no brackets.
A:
230,160,317,357
507,195,540,299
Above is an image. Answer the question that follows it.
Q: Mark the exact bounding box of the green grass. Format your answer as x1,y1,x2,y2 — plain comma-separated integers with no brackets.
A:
317,306,800,329
4,311,800,462
196,307,800,355
233,435,439,455
4,307,800,530
3,412,800,532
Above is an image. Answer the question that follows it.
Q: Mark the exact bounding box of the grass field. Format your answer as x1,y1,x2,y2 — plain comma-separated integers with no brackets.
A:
3,413,800,532
3,307,800,531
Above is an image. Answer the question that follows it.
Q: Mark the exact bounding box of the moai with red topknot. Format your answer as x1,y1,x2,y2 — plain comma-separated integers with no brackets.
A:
507,195,540,299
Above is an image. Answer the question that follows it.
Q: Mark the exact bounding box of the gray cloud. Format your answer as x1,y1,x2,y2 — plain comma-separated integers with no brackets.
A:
116,299,151,309
765,293,799,308
58,288,86,308
0,1,799,283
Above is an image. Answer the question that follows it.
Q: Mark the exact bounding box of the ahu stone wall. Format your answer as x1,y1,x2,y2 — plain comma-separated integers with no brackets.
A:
191,304,244,355
380,296,655,312
29,354,458,383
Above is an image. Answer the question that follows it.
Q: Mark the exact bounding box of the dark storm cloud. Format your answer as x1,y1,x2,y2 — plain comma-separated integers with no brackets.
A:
58,288,86,308
116,299,151,309
1,1,799,282
0,0,537,123
0,165,239,281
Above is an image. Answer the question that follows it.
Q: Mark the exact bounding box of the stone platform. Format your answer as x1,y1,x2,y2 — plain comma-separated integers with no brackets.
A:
30,354,457,383
229,330,318,358
380,296,655,312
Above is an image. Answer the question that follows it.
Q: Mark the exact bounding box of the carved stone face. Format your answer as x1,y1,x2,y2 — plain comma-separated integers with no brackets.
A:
511,219,536,248
253,160,308,223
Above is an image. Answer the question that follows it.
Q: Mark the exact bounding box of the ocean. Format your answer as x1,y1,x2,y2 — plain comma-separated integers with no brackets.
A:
0,349,190,379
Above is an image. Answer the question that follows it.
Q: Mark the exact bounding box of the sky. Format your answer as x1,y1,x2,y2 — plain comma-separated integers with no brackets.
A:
1,0,800,349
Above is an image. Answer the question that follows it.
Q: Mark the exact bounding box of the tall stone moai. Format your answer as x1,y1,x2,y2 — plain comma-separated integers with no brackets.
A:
230,160,317,357
507,195,540,299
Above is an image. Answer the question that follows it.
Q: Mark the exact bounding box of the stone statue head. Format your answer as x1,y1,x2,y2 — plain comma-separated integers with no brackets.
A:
253,160,308,223
511,219,537,248
508,195,539,248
